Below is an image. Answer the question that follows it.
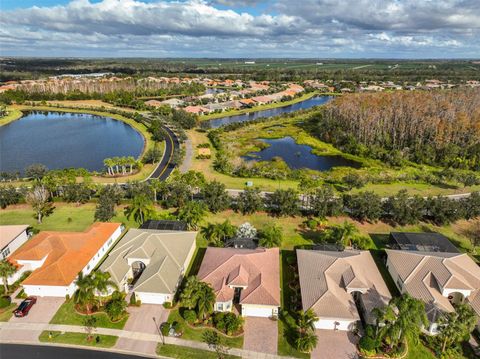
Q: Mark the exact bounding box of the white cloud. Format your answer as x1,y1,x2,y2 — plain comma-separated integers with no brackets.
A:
0,0,478,58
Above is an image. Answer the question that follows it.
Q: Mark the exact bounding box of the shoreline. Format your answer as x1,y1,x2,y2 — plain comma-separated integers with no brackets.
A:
1,105,159,183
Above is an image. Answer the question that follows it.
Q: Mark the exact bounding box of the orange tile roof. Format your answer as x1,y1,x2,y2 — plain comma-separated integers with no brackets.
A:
10,223,121,286
197,247,280,307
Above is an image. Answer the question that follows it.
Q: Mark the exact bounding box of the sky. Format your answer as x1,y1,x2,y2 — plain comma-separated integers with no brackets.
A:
0,0,479,58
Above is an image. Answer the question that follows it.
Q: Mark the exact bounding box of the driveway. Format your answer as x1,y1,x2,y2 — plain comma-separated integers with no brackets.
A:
115,304,169,354
311,330,359,359
9,297,64,324
243,317,278,355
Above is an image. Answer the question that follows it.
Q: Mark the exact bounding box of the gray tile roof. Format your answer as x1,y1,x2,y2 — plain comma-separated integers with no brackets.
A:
297,249,391,321
100,229,196,295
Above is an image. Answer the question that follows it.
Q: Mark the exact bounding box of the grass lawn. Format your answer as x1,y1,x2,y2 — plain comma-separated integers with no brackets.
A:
0,107,23,126
50,300,128,330
204,210,313,249
0,303,16,322
157,343,240,359
405,336,436,359
167,309,244,349
38,331,118,348
0,202,146,232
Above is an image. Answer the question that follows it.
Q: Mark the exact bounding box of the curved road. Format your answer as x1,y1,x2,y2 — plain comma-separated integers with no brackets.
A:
0,344,154,359
147,125,179,181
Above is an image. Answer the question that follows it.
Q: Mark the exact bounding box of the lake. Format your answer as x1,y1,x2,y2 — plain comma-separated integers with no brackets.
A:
0,111,144,173
243,137,361,171
208,95,333,128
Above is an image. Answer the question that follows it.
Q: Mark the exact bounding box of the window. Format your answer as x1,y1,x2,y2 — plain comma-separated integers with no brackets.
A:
87,265,90,270
217,303,224,311
1,247,10,259
396,278,403,290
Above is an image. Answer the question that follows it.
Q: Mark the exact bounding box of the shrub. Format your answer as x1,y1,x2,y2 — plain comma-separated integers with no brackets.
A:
105,295,127,321
163,302,172,309
172,321,184,334
161,322,171,336
183,309,197,324
0,296,11,309
213,312,243,335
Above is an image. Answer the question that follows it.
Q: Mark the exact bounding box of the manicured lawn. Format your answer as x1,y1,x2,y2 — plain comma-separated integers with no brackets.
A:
0,303,16,322
0,203,145,232
204,210,314,249
157,343,240,359
167,309,244,349
38,331,118,348
50,300,128,330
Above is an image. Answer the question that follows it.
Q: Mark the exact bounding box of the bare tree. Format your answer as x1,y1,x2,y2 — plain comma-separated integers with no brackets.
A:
26,185,55,224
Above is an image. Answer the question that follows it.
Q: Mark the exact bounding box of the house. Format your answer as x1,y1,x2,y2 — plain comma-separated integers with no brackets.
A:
385,249,480,334
7,223,123,296
144,100,164,107
100,229,197,305
184,105,211,115
0,225,29,260
297,249,391,331
161,98,185,108
197,247,280,318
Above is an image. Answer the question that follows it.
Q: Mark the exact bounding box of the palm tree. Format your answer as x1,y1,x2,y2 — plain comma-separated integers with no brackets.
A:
127,156,135,173
92,271,118,307
0,260,17,293
124,194,156,225
196,283,216,320
149,178,164,203
112,157,120,175
177,201,207,230
295,330,318,353
296,309,318,335
338,221,358,247
103,158,113,176
74,272,96,313
201,223,224,246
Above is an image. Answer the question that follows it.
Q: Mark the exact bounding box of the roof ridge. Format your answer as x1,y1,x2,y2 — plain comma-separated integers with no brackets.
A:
306,256,338,310
135,256,169,291
157,236,182,269
403,255,428,284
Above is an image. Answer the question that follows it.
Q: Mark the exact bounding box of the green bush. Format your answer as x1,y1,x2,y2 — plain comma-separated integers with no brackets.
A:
213,312,243,335
0,296,12,309
105,291,127,321
172,321,184,334
182,309,197,324
163,302,172,309
161,322,171,336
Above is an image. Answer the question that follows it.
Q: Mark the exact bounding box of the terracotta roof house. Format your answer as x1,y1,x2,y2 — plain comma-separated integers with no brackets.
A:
0,225,29,261
197,247,280,318
386,249,480,334
100,229,196,304
297,249,391,331
7,223,123,297
184,105,210,115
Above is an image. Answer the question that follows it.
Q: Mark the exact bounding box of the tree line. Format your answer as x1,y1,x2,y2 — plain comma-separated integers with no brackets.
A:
311,88,480,170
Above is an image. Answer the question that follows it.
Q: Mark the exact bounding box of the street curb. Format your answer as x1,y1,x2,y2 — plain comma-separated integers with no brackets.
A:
0,340,167,359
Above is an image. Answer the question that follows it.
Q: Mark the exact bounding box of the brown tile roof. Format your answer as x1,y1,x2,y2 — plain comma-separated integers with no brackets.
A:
386,250,480,316
10,223,121,286
197,247,280,307
297,250,391,321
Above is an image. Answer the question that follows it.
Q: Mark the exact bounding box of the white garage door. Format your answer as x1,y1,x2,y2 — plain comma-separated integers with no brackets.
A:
315,318,356,331
135,292,169,305
241,305,275,318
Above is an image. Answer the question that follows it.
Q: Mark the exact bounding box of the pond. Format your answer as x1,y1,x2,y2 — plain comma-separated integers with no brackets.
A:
0,111,144,174
242,137,361,171
208,95,333,128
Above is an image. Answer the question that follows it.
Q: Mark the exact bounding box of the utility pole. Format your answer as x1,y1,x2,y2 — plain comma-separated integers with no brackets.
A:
152,317,165,345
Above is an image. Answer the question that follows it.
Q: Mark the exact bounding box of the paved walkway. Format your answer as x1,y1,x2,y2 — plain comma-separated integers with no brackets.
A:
179,137,193,173
0,322,295,359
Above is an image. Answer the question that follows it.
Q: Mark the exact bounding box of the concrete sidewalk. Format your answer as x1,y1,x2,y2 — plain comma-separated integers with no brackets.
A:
0,322,293,359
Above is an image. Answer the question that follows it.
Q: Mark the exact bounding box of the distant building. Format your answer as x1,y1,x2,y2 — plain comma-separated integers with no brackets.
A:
244,61,255,64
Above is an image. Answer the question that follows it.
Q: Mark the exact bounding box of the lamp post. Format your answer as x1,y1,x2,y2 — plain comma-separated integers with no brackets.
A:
153,317,165,345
